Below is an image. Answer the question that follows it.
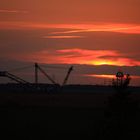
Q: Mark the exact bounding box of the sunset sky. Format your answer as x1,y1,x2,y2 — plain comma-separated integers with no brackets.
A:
0,0,140,86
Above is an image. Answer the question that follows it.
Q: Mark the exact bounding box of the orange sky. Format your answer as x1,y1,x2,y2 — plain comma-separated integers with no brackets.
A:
18,49,139,66
0,22,140,66
0,0,140,85
0,0,140,23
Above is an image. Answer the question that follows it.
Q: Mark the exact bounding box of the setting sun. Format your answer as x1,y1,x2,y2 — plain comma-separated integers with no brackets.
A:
19,49,140,67
91,60,115,66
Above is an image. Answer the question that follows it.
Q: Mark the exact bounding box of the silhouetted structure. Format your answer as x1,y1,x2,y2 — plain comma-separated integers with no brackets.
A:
0,63,75,93
112,71,131,90
62,66,73,86
0,71,29,84
34,63,58,85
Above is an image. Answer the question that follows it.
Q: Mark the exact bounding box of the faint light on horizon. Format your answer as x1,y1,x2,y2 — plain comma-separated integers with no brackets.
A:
43,35,84,39
86,74,140,79
86,74,115,79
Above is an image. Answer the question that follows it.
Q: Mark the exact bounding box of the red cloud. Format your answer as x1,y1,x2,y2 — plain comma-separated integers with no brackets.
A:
43,36,83,39
0,9,28,14
0,22,140,34
16,49,140,66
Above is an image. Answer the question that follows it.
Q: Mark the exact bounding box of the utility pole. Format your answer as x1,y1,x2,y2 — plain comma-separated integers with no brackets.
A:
35,63,38,84
62,66,73,86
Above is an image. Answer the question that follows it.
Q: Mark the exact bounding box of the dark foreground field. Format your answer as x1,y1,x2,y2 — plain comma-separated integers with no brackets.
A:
0,91,140,140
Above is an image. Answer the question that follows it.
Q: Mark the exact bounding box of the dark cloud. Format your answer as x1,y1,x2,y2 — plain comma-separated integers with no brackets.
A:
0,30,49,57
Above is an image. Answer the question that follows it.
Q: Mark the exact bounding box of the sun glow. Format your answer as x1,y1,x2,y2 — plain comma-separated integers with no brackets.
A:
18,49,140,67
91,60,115,66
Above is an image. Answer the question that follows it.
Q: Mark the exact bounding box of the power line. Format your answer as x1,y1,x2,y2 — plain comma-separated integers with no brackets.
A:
8,65,33,72
40,64,69,70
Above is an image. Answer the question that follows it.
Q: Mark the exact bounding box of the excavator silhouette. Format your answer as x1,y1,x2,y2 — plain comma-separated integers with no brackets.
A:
34,63,73,86
0,71,29,84
0,63,73,87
